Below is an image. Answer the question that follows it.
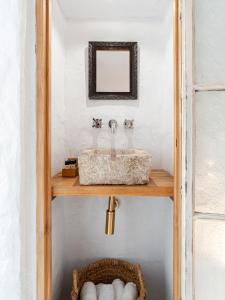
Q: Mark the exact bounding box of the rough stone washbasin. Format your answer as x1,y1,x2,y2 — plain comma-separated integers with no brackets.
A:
78,148,152,185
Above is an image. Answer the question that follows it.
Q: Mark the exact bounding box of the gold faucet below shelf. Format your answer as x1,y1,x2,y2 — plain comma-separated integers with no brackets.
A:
105,196,119,235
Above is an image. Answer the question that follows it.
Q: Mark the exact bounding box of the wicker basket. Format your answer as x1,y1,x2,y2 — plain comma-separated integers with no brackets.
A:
71,258,147,300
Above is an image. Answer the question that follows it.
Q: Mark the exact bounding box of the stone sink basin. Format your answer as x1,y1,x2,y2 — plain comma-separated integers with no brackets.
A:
78,148,152,185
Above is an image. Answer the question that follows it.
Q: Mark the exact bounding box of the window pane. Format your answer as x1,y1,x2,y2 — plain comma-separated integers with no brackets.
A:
195,92,225,214
195,0,225,84
194,219,225,300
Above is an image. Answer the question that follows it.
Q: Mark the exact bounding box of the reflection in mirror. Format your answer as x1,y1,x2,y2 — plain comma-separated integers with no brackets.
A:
96,50,130,93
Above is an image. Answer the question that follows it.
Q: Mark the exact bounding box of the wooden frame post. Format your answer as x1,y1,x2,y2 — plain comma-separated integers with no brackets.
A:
36,0,52,299
174,0,182,299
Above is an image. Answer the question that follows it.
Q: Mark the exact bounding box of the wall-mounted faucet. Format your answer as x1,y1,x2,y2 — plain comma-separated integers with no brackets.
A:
92,118,102,128
108,119,118,134
93,118,133,132
124,119,134,129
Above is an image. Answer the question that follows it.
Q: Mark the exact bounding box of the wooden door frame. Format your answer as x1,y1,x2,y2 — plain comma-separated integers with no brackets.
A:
36,0,52,299
36,0,182,299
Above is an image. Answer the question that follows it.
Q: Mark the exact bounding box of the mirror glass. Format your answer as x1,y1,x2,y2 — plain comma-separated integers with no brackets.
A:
96,50,130,92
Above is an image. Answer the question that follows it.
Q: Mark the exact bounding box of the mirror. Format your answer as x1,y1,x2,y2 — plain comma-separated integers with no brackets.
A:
96,50,130,93
89,42,138,100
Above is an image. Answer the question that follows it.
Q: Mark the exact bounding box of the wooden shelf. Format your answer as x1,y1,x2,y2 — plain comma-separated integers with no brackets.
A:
52,169,174,198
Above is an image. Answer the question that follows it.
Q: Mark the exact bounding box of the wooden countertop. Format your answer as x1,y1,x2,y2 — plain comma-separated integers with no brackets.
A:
52,169,174,198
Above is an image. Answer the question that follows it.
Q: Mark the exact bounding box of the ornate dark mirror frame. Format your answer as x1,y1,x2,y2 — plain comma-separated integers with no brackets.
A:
89,41,138,100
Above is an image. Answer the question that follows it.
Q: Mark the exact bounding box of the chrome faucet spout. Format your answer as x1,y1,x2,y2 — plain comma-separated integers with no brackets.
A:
108,119,118,134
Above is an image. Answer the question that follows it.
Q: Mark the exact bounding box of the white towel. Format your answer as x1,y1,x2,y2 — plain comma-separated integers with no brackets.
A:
80,282,97,300
121,282,138,300
98,284,115,300
96,283,104,298
112,279,125,300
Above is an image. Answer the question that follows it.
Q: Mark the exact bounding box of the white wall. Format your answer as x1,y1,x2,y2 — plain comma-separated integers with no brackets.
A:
0,1,36,299
52,0,67,175
61,197,173,300
52,1,67,299
52,2,173,300
63,20,174,171
20,1,36,299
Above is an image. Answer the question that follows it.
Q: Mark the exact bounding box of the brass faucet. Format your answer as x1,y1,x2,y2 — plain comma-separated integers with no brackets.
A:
105,196,119,235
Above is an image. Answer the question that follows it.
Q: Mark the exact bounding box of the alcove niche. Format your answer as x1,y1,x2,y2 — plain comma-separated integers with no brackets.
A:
50,0,178,299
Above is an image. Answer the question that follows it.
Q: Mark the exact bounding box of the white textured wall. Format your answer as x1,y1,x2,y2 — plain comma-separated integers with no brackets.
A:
0,1,36,299
0,2,21,297
20,1,36,299
52,2,173,300
63,20,174,171
52,1,66,300
52,0,67,175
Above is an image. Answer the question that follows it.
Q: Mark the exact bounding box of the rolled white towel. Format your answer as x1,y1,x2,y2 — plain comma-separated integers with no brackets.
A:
80,282,97,300
96,283,104,298
121,282,138,300
112,279,125,300
98,284,115,300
